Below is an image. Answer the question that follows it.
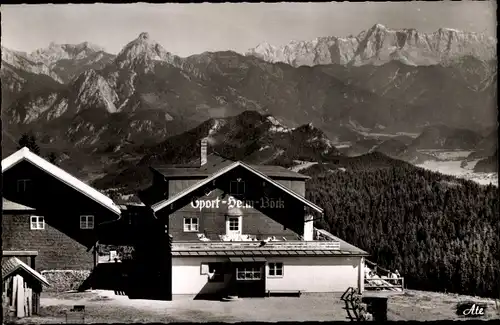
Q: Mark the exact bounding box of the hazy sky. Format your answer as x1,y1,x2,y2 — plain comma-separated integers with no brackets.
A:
1,2,497,57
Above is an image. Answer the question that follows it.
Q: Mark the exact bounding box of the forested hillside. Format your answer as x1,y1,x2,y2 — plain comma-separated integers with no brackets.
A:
304,163,499,298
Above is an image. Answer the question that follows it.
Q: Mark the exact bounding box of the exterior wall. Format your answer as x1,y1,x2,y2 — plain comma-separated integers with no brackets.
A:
2,161,119,270
171,256,362,295
2,162,119,230
265,256,362,293
169,179,305,198
275,180,305,197
166,168,307,240
168,187,300,240
171,257,231,295
2,214,94,271
169,179,201,197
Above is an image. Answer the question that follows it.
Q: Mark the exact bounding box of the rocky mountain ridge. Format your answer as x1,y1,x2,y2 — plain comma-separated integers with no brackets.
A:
246,24,497,67
1,29,496,168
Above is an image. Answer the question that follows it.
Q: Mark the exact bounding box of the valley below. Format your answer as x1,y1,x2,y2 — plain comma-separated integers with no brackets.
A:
415,151,498,187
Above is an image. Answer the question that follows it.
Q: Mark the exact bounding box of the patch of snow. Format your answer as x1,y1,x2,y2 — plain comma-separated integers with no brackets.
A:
208,119,223,135
417,150,473,161
417,160,498,186
357,131,399,138
269,125,291,133
395,132,420,138
118,98,130,111
120,194,135,201
290,161,318,172
266,115,283,126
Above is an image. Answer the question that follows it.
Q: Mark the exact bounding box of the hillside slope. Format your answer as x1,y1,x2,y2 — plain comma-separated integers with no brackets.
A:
302,162,499,299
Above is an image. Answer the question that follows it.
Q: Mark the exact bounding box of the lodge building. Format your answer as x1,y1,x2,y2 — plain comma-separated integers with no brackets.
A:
2,141,369,300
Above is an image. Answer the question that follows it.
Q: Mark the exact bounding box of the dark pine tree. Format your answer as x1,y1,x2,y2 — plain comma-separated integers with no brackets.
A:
47,152,58,165
18,132,41,155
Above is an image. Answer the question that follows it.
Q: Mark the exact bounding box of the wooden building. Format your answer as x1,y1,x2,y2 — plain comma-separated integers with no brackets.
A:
1,148,122,272
2,145,371,300
2,257,50,318
134,140,370,299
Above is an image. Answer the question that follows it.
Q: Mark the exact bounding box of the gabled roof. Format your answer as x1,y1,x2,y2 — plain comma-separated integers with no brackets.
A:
2,147,121,216
152,154,310,180
151,160,323,214
2,257,50,286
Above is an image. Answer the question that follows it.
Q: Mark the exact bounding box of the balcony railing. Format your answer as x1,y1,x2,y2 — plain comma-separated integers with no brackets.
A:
172,240,341,251
364,277,404,292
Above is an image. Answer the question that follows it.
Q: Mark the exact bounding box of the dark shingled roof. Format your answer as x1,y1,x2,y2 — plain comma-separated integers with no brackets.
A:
152,154,309,180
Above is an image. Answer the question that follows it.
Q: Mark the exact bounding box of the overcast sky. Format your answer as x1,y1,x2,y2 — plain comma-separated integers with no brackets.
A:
1,2,497,57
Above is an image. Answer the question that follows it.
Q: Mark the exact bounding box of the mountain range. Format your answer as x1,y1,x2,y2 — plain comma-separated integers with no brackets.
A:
246,24,497,67
1,24,497,183
67,110,494,197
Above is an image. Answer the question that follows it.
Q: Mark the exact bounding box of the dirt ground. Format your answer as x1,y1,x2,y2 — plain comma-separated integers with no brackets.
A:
7,289,500,323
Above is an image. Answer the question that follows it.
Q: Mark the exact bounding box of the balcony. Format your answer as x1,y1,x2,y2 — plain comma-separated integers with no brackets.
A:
171,240,341,257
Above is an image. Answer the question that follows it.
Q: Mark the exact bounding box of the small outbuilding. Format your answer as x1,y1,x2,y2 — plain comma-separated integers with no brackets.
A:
2,257,50,318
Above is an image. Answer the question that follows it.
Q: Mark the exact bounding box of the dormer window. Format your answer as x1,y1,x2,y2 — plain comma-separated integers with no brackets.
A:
80,215,94,229
17,179,31,192
226,216,242,235
184,217,199,232
229,179,245,195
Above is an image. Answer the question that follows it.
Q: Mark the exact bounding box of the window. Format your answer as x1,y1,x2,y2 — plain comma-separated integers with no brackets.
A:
80,215,94,229
236,266,261,280
201,262,225,282
229,180,245,195
17,179,31,192
30,216,45,230
227,216,241,234
183,217,199,232
268,262,284,277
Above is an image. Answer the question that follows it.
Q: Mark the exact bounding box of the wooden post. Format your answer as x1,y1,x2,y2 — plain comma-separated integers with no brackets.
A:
34,292,40,315
27,287,32,316
11,275,18,310
16,275,25,318
93,241,98,267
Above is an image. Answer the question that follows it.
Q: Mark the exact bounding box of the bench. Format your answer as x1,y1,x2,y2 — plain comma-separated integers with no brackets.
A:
266,290,303,297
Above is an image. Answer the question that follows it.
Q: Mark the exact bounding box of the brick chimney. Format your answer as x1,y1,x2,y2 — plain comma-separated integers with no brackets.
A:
200,138,208,166
303,214,314,241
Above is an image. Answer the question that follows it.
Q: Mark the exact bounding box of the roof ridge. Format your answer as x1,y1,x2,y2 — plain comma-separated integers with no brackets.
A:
152,161,322,214
2,147,121,216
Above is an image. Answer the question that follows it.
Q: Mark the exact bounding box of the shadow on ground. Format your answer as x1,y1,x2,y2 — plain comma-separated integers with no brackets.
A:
78,262,171,300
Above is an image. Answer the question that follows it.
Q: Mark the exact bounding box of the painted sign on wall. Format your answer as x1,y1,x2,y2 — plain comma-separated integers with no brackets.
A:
191,196,285,211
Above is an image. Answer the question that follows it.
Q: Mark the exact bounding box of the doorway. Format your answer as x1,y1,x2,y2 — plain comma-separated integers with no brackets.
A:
229,262,266,297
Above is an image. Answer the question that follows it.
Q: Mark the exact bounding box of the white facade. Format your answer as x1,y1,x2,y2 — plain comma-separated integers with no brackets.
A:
265,256,362,293
171,255,364,295
172,257,231,295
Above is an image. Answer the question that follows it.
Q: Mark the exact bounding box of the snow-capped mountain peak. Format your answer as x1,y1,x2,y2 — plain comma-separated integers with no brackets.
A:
246,24,497,67
29,42,107,67
1,46,63,83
